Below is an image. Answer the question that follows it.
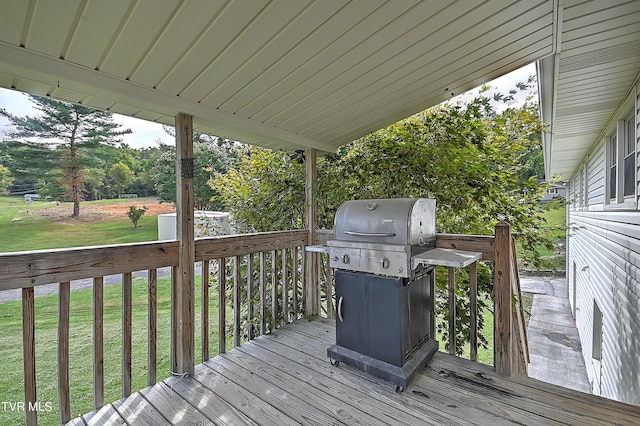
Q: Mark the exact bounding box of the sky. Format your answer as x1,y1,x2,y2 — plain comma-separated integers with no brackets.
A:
0,62,536,150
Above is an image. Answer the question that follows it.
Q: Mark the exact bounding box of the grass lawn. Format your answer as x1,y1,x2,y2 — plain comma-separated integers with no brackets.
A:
0,196,165,252
0,274,220,426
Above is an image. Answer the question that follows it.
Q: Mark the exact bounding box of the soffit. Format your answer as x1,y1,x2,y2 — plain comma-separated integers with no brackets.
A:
540,0,640,180
0,0,553,152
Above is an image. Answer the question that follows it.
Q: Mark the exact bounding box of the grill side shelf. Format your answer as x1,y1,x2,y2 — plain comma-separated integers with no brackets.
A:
411,248,482,269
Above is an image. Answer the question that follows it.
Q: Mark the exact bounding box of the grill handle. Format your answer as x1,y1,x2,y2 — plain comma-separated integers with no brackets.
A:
343,230,396,237
337,296,344,322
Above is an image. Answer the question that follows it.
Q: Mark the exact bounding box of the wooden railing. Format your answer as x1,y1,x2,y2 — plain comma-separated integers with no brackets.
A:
0,226,527,425
0,230,310,425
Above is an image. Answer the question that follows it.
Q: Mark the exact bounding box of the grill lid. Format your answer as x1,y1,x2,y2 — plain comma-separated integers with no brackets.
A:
334,198,435,246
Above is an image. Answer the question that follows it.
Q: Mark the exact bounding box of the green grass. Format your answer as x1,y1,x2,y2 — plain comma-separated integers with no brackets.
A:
0,196,161,252
0,275,220,426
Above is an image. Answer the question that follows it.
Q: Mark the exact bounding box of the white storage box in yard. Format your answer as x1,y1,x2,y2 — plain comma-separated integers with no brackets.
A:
158,211,232,240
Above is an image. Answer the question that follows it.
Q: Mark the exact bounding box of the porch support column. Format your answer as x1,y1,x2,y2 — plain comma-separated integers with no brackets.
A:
172,113,195,375
305,148,319,316
494,221,513,375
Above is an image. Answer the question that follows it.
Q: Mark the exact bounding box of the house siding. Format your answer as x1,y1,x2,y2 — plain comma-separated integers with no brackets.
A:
566,81,640,405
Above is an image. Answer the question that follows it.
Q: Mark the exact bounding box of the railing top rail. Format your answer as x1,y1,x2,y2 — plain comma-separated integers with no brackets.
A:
0,230,309,291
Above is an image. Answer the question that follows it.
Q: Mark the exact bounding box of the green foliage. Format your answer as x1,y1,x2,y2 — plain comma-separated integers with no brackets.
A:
211,77,563,356
154,130,236,210
109,161,135,197
0,96,131,216
126,205,148,228
0,164,12,194
211,146,304,232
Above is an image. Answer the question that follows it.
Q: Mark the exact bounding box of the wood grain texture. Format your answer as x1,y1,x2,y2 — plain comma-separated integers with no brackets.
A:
247,254,255,340
122,272,132,397
493,222,513,375
271,250,278,331
233,255,241,347
448,267,456,355
282,248,289,323
200,261,209,362
57,282,71,424
436,233,495,261
67,319,640,426
22,287,37,426
469,262,478,361
218,257,226,355
148,269,157,385
0,241,179,290
93,277,104,410
260,251,267,335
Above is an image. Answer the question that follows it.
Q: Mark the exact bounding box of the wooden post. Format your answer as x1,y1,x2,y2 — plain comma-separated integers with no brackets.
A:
305,148,319,316
172,113,195,375
494,222,513,375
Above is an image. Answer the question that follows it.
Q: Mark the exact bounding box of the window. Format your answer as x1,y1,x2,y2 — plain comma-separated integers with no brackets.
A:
624,114,636,197
609,134,617,201
548,188,558,194
592,300,603,361
607,112,636,205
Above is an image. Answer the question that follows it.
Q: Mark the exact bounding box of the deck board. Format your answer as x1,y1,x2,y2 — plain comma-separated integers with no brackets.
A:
66,318,640,426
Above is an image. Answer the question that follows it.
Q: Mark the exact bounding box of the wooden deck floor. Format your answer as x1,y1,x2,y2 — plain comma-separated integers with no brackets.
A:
67,318,640,426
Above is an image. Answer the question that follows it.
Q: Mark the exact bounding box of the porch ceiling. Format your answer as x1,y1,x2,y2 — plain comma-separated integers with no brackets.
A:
0,0,554,153
539,0,640,180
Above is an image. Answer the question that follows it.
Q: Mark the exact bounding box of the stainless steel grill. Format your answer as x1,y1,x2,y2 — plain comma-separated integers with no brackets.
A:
322,198,481,392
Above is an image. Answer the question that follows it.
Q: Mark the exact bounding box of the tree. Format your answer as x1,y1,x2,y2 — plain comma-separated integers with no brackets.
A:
0,96,131,217
108,162,135,198
127,205,148,228
153,130,236,210
0,164,12,194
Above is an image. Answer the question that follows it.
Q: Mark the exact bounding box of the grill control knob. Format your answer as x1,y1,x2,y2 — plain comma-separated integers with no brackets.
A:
342,254,350,264
381,257,390,269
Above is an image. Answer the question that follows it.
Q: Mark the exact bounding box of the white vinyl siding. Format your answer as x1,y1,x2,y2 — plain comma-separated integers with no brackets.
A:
566,82,640,405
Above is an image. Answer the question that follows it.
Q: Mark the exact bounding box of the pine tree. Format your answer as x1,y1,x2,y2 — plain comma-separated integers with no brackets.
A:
0,95,131,217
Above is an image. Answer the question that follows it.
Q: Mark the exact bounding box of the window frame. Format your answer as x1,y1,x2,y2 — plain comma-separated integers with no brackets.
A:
605,108,636,209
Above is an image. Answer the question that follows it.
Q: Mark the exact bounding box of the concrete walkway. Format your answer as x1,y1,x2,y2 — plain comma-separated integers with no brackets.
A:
520,275,592,394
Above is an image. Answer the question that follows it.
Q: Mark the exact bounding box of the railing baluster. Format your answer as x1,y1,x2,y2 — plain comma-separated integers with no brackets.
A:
470,262,478,361
247,254,255,340
148,269,157,384
293,247,299,320
271,250,278,331
233,255,241,347
448,267,456,356
201,262,209,362
122,272,132,397
282,248,289,324
58,281,71,423
260,251,267,335
218,258,226,354
93,277,104,409
22,287,37,426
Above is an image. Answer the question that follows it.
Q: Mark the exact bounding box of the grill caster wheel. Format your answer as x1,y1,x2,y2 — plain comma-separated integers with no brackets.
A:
394,385,405,394
330,359,339,367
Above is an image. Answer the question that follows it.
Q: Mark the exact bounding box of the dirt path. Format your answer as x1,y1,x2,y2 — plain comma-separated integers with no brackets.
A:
27,197,176,223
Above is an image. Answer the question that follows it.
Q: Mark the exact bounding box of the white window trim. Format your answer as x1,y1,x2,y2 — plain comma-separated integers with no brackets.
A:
605,111,637,210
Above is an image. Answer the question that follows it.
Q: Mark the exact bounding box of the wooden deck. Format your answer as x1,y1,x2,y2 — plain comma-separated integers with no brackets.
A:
66,318,640,426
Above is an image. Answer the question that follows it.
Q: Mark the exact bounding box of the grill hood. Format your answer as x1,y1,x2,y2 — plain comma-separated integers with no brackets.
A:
334,198,436,247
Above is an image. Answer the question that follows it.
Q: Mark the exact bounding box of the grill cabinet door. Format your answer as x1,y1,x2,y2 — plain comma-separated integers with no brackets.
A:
335,270,406,366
